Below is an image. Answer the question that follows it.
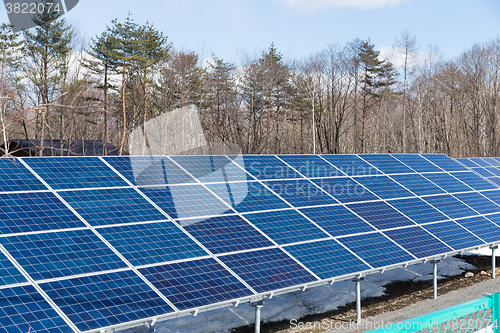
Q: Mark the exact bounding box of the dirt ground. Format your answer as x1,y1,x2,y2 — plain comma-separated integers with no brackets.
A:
231,255,498,333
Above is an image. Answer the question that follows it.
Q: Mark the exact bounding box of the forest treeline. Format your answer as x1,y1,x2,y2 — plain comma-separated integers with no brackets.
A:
0,9,499,157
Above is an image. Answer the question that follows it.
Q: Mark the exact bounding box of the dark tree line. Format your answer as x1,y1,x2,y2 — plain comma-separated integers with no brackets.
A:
1,11,499,157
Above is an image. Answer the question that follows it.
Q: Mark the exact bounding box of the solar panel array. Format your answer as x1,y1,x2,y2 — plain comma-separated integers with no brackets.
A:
1,154,500,332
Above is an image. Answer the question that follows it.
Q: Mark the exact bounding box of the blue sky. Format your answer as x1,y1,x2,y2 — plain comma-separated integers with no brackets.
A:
1,0,499,64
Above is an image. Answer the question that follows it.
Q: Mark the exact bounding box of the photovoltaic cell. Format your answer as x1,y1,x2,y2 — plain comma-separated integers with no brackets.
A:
453,192,500,215
359,154,415,174
98,222,207,266
0,159,47,192
140,184,233,219
170,155,250,183
285,239,371,279
299,205,375,237
450,172,498,191
243,209,328,244
489,178,500,187
103,156,195,185
484,158,500,167
485,167,500,176
388,197,448,224
422,221,484,250
40,270,174,332
0,192,84,235
480,190,500,205
312,178,379,203
384,226,452,258
392,154,443,173
347,201,415,230
455,216,500,243
59,187,166,226
23,157,129,190
422,173,472,193
320,155,382,176
472,168,496,177
0,285,74,333
0,229,127,280
390,174,445,196
220,248,317,293
179,215,274,254
206,181,290,213
353,176,414,199
455,158,480,168
421,154,468,172
263,179,338,207
277,155,344,178
338,232,415,268
139,258,254,311
231,155,303,180
0,251,26,286
423,195,478,219
469,158,492,167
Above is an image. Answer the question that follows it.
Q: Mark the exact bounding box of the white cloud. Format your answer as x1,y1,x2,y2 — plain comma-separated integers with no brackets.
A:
378,45,428,69
277,0,410,12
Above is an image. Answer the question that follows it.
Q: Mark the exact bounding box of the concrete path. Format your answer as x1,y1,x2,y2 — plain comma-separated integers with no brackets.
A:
325,277,500,332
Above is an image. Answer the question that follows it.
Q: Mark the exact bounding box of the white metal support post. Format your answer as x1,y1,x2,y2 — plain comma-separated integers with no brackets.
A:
431,259,440,299
250,300,264,333
492,245,498,279
354,277,364,322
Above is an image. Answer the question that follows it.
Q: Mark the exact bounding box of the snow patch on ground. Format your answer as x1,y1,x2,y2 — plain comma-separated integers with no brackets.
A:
119,257,475,333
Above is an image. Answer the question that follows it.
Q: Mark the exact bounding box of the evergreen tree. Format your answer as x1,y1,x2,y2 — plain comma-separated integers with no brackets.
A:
22,1,73,155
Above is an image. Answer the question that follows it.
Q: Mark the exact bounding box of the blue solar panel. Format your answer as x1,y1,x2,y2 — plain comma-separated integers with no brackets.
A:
388,197,448,224
206,181,290,213
450,172,498,191
179,215,274,254
455,216,500,243
41,270,174,332
231,155,303,180
423,195,478,219
103,156,195,185
139,258,254,311
484,158,500,167
338,232,415,268
0,285,74,333
453,192,500,215
98,222,207,266
140,184,233,219
299,205,375,237
422,221,484,250
485,213,500,227
23,157,128,190
0,251,26,286
472,167,496,177
422,173,472,193
390,174,445,196
489,178,500,187
59,187,166,226
320,155,382,176
347,201,415,230
0,230,127,280
360,154,415,174
285,239,371,279
353,176,414,199
243,209,329,244
480,190,500,205
392,154,443,173
384,226,452,258
485,167,500,176
277,155,344,178
220,248,317,293
263,179,338,207
312,178,378,203
170,155,251,183
421,154,468,172
0,158,47,192
0,192,84,235
456,158,480,168
469,158,491,167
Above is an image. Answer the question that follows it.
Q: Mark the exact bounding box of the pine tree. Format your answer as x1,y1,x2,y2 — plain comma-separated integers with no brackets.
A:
23,1,73,155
